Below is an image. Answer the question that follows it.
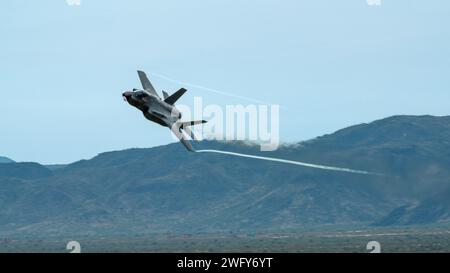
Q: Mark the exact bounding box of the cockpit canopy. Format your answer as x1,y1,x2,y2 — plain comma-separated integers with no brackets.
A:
133,90,150,100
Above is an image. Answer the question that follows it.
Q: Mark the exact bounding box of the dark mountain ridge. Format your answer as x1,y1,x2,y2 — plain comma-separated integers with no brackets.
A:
0,156,15,164
0,115,449,236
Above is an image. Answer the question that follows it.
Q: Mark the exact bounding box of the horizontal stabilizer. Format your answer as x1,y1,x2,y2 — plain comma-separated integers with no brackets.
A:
164,88,187,105
180,120,207,141
170,123,195,152
180,120,207,128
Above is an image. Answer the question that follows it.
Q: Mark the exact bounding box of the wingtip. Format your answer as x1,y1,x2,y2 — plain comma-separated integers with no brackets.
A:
185,144,196,152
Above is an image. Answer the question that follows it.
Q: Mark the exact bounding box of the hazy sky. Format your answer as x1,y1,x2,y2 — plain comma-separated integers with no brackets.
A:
1,0,450,164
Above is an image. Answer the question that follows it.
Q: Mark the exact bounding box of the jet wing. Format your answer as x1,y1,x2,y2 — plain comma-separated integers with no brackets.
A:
137,71,160,98
169,123,195,152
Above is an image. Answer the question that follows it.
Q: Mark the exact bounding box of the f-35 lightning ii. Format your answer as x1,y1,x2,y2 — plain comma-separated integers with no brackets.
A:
123,71,206,152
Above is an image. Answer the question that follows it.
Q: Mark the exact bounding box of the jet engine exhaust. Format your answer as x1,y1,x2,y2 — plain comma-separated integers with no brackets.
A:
195,149,383,176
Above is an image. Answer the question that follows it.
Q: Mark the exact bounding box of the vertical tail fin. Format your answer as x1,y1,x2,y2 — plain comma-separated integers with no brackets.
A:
162,90,169,99
164,88,187,105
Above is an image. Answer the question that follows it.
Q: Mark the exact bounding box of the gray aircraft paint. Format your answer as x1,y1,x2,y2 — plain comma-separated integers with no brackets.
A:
123,71,206,152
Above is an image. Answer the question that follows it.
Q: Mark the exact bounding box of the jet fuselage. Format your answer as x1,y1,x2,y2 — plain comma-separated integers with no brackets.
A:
122,90,181,128
123,70,206,152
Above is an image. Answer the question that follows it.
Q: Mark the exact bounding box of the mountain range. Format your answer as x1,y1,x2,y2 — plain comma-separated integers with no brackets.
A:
0,156,14,164
1,115,449,237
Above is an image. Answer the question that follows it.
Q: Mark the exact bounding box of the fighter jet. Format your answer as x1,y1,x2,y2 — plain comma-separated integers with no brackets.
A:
122,71,206,152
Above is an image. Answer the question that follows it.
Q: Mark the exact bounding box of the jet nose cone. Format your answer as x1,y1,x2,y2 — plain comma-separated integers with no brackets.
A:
122,91,131,101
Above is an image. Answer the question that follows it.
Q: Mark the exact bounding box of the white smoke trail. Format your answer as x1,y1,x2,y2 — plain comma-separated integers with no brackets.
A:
151,72,380,176
196,149,382,176
149,72,275,105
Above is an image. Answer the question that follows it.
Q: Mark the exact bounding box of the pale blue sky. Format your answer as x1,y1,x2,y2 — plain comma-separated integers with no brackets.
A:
1,0,449,164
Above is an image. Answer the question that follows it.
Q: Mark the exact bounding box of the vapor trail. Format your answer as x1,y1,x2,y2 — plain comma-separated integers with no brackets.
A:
149,72,275,105
196,149,381,176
